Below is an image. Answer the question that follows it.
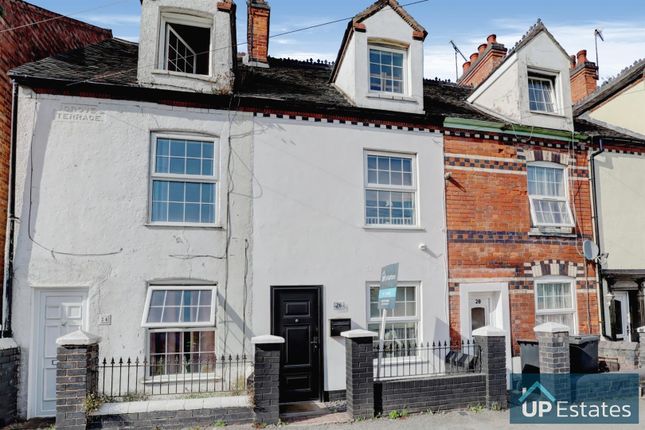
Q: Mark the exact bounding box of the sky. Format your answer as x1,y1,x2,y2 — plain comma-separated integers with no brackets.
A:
26,0,645,83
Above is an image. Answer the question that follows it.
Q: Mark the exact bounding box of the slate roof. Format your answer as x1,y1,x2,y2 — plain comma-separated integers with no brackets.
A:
574,58,645,115
10,38,490,126
11,37,639,143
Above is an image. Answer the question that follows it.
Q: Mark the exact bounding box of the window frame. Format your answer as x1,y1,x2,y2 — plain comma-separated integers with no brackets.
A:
366,282,420,349
526,161,575,228
145,327,217,379
148,132,220,227
363,150,419,228
368,44,408,95
527,70,559,115
141,285,217,329
158,12,213,76
534,276,577,335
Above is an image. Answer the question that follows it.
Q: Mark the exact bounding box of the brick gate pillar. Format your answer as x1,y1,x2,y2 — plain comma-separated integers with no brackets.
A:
252,335,284,426
342,329,377,420
473,326,508,410
535,322,571,402
55,330,101,430
638,327,645,369
0,338,20,427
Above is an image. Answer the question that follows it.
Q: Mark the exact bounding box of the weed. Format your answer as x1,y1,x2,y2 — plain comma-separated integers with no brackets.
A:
469,404,485,413
213,419,226,427
84,393,107,414
388,410,401,419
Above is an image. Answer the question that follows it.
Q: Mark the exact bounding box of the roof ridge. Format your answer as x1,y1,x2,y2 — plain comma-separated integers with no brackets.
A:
506,18,545,57
353,0,427,35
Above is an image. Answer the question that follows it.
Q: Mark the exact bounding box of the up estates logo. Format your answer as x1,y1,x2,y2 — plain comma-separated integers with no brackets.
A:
519,381,557,418
510,373,639,424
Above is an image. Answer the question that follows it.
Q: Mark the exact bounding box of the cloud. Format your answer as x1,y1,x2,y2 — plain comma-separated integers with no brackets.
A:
77,14,141,26
425,19,645,81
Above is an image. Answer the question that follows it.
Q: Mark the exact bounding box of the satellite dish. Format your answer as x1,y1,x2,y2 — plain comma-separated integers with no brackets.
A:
583,240,600,261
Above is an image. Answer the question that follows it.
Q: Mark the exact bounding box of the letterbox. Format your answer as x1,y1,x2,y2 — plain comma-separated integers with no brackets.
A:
330,319,351,336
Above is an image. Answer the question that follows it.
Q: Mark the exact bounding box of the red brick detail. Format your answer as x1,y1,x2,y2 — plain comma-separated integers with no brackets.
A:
0,0,111,313
217,1,233,12
412,30,425,40
247,1,270,64
353,22,366,32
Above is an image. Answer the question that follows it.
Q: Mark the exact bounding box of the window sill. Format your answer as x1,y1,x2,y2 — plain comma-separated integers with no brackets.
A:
151,69,215,82
529,227,575,238
366,93,417,103
145,222,223,230
528,109,566,119
363,225,425,232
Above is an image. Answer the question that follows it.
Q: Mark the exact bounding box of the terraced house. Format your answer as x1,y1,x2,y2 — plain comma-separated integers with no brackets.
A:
4,0,641,421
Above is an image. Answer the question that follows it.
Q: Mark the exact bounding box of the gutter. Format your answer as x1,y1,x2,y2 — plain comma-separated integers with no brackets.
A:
444,116,587,142
1,83,18,338
589,137,606,338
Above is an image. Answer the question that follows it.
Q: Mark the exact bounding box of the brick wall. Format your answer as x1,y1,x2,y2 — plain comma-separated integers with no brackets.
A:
0,339,19,427
0,0,111,314
375,374,487,415
445,134,600,354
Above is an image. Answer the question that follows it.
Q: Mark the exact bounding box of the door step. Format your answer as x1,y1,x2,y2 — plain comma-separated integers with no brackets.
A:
280,401,350,425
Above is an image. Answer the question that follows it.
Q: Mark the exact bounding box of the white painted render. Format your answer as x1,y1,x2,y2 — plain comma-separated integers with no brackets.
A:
251,117,449,392
11,88,253,417
333,5,425,114
137,0,235,94
594,151,645,270
587,77,645,139
468,31,574,132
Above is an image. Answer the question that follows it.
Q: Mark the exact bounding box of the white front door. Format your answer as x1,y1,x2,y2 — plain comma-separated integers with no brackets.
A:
32,289,88,417
468,293,494,333
613,291,631,341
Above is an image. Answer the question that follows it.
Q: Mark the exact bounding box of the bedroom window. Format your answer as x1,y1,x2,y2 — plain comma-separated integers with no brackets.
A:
369,47,405,94
528,74,556,113
160,14,211,75
527,163,573,227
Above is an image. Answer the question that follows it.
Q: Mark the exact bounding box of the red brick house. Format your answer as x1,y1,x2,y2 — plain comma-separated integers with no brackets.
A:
0,0,112,334
445,22,606,361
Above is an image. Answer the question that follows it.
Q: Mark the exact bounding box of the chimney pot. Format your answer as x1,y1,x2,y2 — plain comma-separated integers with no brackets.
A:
570,55,577,69
470,52,479,62
487,34,497,44
576,49,588,64
478,43,487,54
463,61,472,72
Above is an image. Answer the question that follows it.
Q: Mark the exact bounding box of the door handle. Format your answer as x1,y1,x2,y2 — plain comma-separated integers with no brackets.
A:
311,336,319,350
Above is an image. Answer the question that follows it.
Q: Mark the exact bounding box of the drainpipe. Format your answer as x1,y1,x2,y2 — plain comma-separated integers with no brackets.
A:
589,137,606,337
1,82,18,338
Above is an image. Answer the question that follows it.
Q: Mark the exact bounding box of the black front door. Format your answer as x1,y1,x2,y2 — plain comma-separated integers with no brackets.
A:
272,287,322,403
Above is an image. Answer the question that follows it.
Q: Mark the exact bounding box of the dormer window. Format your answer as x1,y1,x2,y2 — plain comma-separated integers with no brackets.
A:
160,13,212,76
369,47,405,94
528,73,556,113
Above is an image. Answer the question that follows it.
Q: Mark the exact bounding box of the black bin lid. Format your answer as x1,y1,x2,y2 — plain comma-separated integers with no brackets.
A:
569,335,600,345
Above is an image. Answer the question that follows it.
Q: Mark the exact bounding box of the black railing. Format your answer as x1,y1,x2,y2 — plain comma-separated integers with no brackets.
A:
98,354,252,401
374,340,481,380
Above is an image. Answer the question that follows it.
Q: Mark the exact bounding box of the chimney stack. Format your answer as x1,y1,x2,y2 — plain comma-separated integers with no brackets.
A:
459,34,508,88
570,49,598,103
246,0,271,68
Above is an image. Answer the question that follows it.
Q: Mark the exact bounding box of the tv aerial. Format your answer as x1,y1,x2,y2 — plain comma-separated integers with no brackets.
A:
450,40,468,82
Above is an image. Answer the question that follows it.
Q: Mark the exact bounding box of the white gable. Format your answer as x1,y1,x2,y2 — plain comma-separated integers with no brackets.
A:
467,30,574,131
333,5,425,114
137,0,235,94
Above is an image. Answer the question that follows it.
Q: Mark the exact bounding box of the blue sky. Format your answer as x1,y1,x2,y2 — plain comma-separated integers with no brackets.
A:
28,0,645,81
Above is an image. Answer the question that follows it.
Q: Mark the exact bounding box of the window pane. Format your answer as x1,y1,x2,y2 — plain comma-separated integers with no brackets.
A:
145,288,214,326
369,48,404,94
537,282,572,311
528,78,555,112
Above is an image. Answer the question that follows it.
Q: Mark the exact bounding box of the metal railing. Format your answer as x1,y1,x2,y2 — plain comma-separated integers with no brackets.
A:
374,340,481,381
98,354,252,401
